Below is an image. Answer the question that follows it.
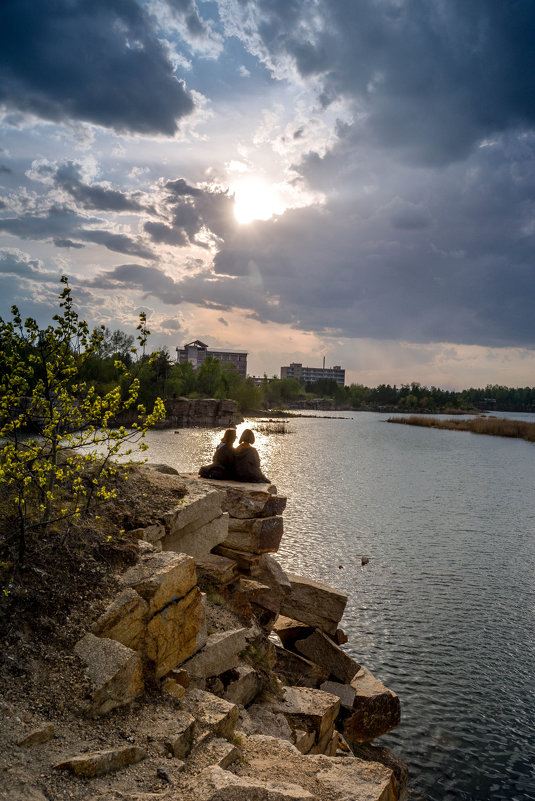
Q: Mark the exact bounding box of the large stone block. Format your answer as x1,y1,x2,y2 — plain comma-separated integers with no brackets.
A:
186,475,286,519
182,689,239,739
213,545,261,575
195,553,239,585
319,680,357,710
189,765,314,801
145,586,205,678
74,634,144,716
311,756,397,801
273,616,314,649
272,686,340,739
294,629,360,684
279,574,347,636
273,644,329,689
162,480,222,538
223,665,262,707
349,742,409,801
162,512,229,559
54,746,146,777
92,587,149,651
121,551,196,616
224,516,283,553
181,628,248,682
162,711,196,759
343,667,401,745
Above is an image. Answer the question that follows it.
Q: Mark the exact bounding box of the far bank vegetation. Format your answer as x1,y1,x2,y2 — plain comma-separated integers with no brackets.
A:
387,415,535,443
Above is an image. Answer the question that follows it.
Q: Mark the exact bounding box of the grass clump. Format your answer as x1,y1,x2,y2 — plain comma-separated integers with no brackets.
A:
387,415,535,443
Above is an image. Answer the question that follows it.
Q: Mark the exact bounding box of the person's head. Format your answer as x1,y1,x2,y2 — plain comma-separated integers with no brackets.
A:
239,428,255,445
222,428,237,444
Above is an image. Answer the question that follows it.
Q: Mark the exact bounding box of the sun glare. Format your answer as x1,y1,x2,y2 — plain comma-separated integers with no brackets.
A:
233,179,282,224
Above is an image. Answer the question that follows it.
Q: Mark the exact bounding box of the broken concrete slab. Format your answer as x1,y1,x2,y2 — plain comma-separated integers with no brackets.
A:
344,667,401,745
294,629,360,684
74,634,144,716
54,745,146,777
121,551,197,616
279,575,347,636
92,587,149,651
162,513,229,559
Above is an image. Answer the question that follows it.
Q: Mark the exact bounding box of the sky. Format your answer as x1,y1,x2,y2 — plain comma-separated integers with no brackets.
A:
1,0,535,389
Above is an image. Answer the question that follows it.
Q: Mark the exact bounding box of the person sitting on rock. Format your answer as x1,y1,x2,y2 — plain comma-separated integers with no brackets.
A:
234,429,270,483
199,428,237,479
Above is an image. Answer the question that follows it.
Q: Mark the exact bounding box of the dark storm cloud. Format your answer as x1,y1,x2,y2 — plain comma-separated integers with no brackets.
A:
55,163,145,212
144,181,236,247
0,0,194,135
223,0,535,165
0,205,154,259
213,135,535,348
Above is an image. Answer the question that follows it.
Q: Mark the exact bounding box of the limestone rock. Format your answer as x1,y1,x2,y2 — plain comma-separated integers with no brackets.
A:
349,742,409,801
294,629,360,684
224,516,283,553
189,765,315,801
181,628,248,683
54,745,146,777
238,704,293,742
190,476,286,519
145,586,205,678
145,463,180,475
74,634,144,716
121,551,196,616
182,689,238,739
279,575,347,636
162,513,229,559
195,553,239,585
319,680,356,710
273,644,329,689
213,545,261,575
272,686,340,740
293,729,315,754
161,676,186,699
17,723,54,747
311,755,396,801
162,711,196,759
223,665,262,706
273,616,314,649
258,555,291,598
190,738,239,773
343,667,401,745
128,522,166,544
92,587,149,651
162,481,222,539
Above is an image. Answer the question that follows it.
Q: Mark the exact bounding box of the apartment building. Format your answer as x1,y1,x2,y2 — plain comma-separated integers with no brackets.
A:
176,339,248,377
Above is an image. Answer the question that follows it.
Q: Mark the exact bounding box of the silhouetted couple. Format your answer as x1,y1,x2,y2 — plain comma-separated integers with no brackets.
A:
199,428,270,483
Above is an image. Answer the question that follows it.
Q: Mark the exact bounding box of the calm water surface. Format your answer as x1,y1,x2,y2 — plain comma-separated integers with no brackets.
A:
138,413,535,801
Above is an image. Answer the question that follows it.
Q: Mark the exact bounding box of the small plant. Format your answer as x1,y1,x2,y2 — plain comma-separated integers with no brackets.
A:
0,276,165,579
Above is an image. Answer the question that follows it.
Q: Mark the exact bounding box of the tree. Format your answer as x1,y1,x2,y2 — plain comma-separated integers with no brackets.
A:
197,356,223,397
0,277,165,575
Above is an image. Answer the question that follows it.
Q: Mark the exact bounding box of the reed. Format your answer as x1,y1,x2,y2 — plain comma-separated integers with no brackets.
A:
387,415,535,443
255,420,292,435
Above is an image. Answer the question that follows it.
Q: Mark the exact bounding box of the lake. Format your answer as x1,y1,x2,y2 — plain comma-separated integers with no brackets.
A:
136,412,535,801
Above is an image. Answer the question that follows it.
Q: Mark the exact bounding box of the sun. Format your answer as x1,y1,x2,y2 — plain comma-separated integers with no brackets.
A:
232,178,282,224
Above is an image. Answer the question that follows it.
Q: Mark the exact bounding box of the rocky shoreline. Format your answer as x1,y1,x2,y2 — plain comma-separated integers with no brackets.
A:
1,467,408,801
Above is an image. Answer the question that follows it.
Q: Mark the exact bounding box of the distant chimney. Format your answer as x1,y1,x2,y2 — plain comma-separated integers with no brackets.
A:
323,355,325,369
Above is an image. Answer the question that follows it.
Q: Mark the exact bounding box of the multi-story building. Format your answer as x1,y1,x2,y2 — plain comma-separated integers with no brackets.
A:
176,340,248,377
280,361,345,386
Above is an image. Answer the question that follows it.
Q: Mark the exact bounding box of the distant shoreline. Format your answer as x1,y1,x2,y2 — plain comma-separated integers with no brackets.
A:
387,414,535,443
